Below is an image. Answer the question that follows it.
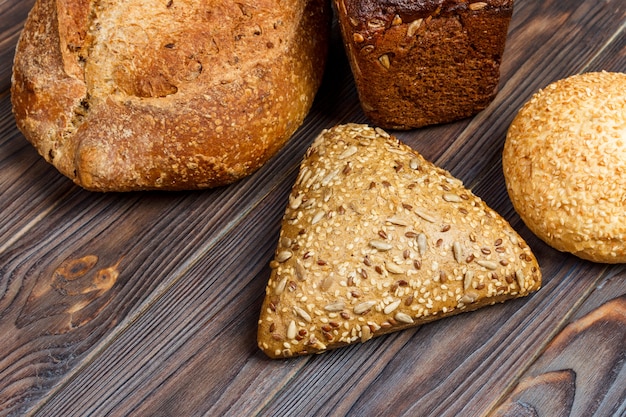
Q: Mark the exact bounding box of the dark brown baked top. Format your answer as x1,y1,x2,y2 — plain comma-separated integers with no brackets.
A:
343,0,513,33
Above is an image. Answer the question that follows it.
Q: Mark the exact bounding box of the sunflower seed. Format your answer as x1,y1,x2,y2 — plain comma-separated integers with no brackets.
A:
324,301,345,312
287,320,297,339
275,276,288,295
311,210,325,225
515,269,525,290
385,262,405,274
323,187,333,203
463,270,474,290
339,145,358,159
459,292,478,304
469,2,488,10
477,260,498,270
361,325,372,342
417,233,428,255
320,275,334,291
289,193,303,210
276,250,293,263
453,241,463,263
378,54,390,69
406,18,423,37
384,299,401,314
386,216,410,226
295,260,306,281
368,18,385,28
294,306,312,322
395,312,414,324
370,240,393,251
414,208,436,223
443,193,462,203
321,169,340,186
354,301,377,314
375,127,390,138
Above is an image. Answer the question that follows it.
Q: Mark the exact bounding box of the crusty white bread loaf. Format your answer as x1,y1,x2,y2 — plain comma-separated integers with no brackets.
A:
258,124,541,358
12,0,330,191
503,71,626,263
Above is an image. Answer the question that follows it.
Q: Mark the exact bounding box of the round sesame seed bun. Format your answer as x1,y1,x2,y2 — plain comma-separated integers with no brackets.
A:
503,71,626,263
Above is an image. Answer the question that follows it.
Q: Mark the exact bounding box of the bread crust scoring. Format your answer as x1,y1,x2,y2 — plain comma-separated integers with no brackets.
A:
12,0,330,191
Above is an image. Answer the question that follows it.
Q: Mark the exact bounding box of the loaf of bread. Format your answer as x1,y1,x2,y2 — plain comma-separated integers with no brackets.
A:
258,124,541,358
333,0,514,130
11,0,330,191
503,71,626,263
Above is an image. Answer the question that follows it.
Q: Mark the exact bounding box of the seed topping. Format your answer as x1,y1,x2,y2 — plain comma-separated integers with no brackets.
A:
258,124,541,358
287,320,297,339
469,2,488,11
384,299,401,314
354,301,377,314
406,18,423,37
378,54,391,69
324,301,345,312
370,240,393,251
414,208,436,223
395,312,414,324
443,193,462,203
276,250,293,263
476,260,498,270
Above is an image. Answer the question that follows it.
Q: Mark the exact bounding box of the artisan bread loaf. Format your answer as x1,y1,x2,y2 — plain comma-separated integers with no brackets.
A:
258,124,541,358
333,0,514,129
503,71,626,263
11,0,330,191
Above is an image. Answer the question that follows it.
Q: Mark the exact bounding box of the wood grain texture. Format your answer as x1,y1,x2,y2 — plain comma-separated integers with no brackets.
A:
492,271,626,417
0,0,34,92
0,0,624,416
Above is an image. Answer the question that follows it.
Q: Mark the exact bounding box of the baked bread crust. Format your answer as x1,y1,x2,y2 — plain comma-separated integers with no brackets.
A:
503,71,626,263
258,124,541,358
12,0,330,191
334,0,513,129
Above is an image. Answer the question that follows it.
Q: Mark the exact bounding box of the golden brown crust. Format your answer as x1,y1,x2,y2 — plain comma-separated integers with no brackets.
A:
12,0,330,191
258,124,541,358
333,0,513,130
503,71,626,263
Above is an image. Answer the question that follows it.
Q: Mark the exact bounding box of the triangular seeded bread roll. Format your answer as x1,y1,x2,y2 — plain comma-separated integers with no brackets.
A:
258,124,541,358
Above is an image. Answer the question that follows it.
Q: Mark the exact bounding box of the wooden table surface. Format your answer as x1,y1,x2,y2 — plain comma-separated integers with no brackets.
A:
1,1,625,416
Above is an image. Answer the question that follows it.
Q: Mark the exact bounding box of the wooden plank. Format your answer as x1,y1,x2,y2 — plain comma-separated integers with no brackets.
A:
491,269,626,417
0,32,358,415
27,195,621,416
0,0,34,92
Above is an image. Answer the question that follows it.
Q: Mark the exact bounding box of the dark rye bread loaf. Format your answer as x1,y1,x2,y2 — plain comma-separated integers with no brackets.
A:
12,0,330,191
334,0,514,129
